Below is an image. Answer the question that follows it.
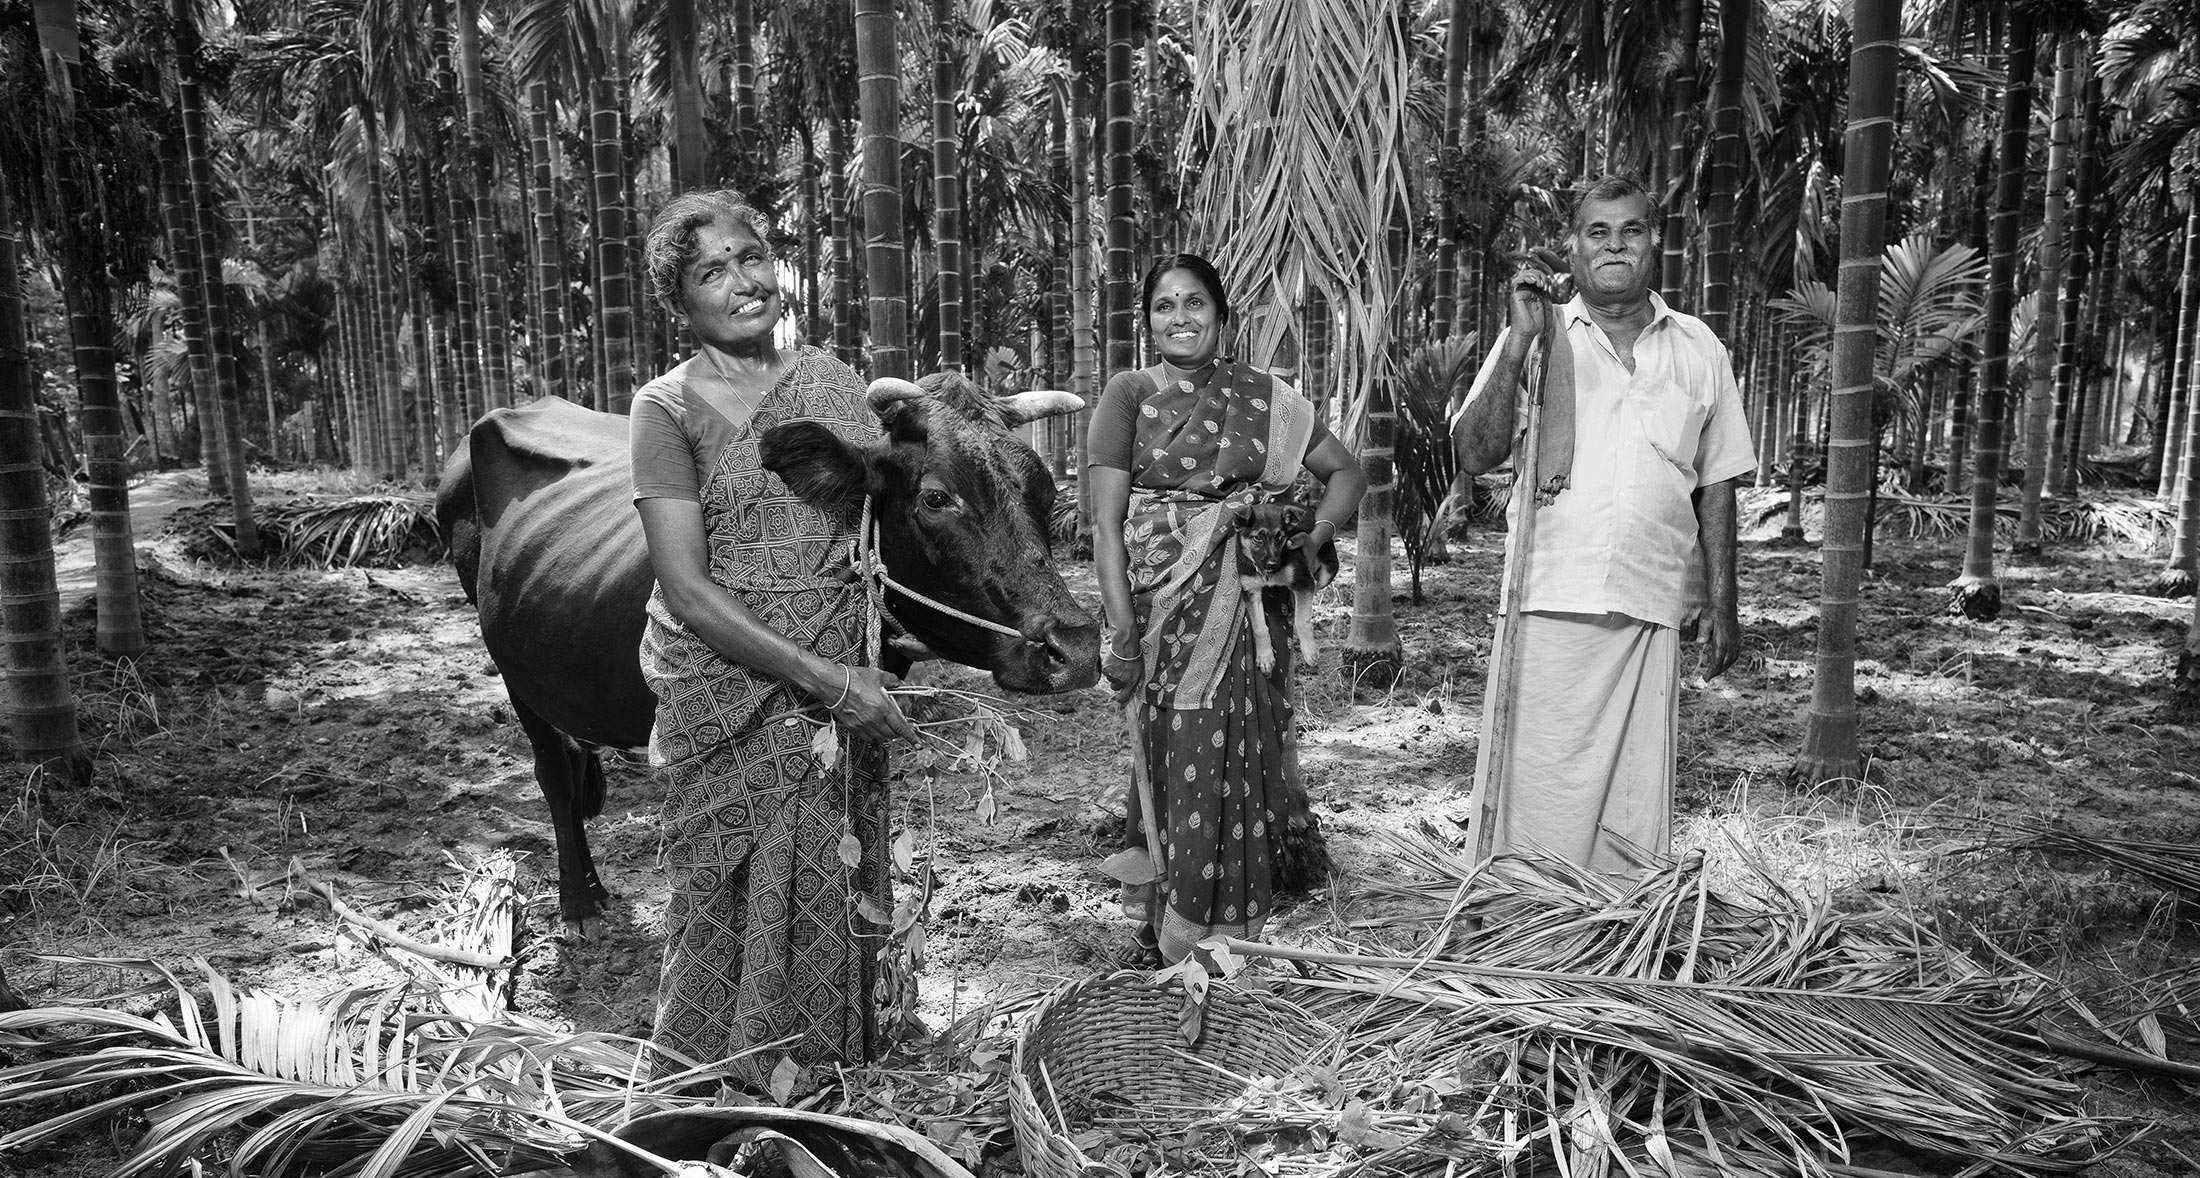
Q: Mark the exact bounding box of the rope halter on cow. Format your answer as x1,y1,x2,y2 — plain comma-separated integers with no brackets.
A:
853,495,1026,669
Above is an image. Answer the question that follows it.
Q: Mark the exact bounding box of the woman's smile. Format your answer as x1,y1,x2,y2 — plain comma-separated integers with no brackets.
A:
680,218,781,349
1148,268,1222,367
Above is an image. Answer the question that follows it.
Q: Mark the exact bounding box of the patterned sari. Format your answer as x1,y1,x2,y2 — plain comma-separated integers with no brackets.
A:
638,349,889,1088
1117,360,1321,962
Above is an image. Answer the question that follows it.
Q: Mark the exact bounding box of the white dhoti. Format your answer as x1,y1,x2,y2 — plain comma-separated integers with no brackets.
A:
1473,610,1676,874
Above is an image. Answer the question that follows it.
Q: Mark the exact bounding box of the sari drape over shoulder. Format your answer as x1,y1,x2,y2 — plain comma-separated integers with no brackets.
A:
1116,360,1319,961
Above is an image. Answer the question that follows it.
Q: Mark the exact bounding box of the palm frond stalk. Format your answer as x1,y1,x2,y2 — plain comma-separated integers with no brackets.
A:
1212,833,2117,1177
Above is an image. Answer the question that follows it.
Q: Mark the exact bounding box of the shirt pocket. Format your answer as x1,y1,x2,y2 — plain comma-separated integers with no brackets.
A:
1621,369,1712,477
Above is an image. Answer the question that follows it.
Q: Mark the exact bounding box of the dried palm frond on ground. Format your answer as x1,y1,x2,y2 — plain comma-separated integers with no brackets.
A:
1167,830,2126,1177
1738,487,2175,548
1963,819,2200,906
183,494,441,567
0,957,727,1178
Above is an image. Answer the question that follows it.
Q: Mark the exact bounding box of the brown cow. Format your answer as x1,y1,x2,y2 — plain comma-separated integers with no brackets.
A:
437,375,1098,925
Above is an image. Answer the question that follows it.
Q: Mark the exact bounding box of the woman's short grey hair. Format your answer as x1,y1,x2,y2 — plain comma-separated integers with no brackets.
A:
1567,175,1659,241
644,190,772,312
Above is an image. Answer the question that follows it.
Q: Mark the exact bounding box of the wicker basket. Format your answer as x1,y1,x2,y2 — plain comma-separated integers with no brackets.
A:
1008,971,1338,1178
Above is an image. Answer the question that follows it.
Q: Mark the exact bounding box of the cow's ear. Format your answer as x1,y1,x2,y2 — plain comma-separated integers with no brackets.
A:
759,422,867,517
997,390,1084,428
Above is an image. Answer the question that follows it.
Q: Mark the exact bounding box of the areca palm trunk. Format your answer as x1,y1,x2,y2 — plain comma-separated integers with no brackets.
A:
1700,0,1751,344
592,19,640,410
2015,34,2079,553
1796,0,1899,785
1951,8,2037,621
2161,196,2199,500
2181,571,2200,716
931,0,964,372
1103,0,1135,376
828,111,859,365
2047,71,2102,498
855,0,908,381
1659,0,1702,303
455,0,512,412
2081,226,2118,458
527,82,566,404
1069,56,1099,538
34,0,144,656
169,0,259,552
1048,88,1072,475
0,177,86,782
2163,289,2200,597
157,135,222,496
359,111,410,477
1948,139,1993,492
734,0,761,191
668,0,707,191
1432,0,1468,336
1348,207,1408,686
800,118,824,345
399,164,441,467
432,0,481,426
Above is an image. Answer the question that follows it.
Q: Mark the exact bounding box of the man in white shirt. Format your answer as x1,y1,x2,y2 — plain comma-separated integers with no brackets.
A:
1450,175,1754,873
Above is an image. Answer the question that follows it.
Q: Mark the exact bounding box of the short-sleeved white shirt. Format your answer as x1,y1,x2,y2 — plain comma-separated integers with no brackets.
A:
1453,292,1755,628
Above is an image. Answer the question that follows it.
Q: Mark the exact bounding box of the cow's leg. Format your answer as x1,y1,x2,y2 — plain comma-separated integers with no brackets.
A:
513,697,614,927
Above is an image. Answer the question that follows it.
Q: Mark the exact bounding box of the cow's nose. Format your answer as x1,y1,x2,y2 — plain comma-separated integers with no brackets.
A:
1025,607,1100,665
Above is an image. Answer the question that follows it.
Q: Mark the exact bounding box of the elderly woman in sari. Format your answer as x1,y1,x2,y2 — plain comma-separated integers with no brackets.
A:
1088,253,1367,965
629,189,916,1089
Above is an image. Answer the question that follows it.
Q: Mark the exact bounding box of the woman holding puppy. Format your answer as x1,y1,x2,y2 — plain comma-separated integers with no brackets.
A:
1086,253,1367,965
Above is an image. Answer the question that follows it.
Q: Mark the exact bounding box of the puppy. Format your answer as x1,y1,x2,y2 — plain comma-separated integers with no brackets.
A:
1235,502,1339,673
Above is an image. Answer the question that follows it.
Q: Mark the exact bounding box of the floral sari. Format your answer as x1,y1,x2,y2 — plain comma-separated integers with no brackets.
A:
1116,359,1320,962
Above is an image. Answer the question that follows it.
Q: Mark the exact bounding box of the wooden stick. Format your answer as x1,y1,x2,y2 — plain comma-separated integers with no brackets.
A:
2035,1025,2200,1084
288,858,514,970
1466,319,1553,861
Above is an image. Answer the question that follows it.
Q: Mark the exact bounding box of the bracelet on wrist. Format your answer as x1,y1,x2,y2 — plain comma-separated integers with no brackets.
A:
827,665,852,710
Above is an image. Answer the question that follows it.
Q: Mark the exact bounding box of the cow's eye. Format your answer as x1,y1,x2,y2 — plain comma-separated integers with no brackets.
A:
920,489,955,512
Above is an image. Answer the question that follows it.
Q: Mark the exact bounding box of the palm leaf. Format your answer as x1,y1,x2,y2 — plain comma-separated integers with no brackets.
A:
1182,0,1412,423
1207,831,2122,1176
0,958,720,1178
258,494,441,568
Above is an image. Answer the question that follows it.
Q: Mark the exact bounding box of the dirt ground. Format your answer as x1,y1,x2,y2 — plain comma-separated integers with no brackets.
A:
3,469,2199,1176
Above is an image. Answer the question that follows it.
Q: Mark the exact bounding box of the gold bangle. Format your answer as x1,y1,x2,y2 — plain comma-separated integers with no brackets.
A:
828,665,852,710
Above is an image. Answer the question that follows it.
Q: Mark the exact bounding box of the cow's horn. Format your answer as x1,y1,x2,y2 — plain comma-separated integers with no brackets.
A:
996,390,1085,428
867,378,928,413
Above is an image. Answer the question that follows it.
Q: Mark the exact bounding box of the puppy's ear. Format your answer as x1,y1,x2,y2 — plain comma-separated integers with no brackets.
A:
1283,505,1310,532
1230,501,1253,524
